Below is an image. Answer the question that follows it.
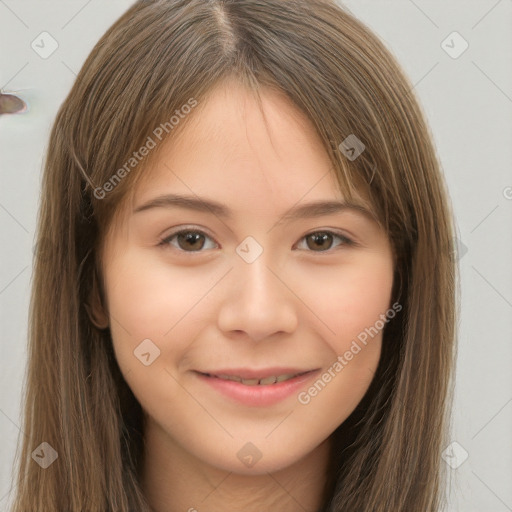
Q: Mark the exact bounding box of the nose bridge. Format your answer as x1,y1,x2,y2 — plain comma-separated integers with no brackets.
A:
216,239,298,341
235,234,284,300
238,248,282,303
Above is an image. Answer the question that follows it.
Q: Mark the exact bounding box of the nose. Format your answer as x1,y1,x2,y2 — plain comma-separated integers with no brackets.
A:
216,250,299,342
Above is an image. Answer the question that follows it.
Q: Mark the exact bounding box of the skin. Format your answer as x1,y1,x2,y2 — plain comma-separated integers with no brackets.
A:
95,78,395,512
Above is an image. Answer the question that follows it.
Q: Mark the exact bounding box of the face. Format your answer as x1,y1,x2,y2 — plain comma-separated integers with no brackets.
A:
99,79,395,476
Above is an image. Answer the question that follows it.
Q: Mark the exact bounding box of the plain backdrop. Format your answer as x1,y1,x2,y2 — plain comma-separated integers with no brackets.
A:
0,1,511,511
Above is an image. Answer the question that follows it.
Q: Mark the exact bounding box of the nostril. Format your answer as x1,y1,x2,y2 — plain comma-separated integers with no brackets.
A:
0,92,27,115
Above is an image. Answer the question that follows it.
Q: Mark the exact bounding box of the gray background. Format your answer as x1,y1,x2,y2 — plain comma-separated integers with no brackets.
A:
0,1,511,510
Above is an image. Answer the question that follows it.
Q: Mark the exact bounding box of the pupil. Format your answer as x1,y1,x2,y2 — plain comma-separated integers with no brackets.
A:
179,232,204,251
308,232,332,251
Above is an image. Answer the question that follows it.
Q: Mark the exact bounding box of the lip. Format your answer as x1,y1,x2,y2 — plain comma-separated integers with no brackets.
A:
194,368,321,407
199,367,314,380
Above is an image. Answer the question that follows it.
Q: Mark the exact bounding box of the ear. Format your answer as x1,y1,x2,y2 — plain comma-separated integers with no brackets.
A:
85,268,109,330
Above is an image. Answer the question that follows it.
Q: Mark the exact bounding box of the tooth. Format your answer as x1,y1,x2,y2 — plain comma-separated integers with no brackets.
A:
259,376,278,385
276,373,296,383
217,374,242,382
214,373,302,385
240,378,260,386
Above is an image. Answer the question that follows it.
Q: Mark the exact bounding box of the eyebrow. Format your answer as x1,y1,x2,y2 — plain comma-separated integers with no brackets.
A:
133,193,375,223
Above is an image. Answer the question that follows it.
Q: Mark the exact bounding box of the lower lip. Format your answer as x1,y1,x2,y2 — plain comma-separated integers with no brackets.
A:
195,370,320,407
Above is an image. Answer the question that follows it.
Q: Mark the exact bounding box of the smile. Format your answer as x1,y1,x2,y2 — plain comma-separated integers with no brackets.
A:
202,372,308,385
194,369,321,407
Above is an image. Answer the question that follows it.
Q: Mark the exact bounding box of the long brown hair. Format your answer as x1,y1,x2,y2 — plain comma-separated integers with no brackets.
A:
10,0,458,510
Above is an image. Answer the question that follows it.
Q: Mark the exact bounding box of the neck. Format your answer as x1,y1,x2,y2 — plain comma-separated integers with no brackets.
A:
140,418,333,512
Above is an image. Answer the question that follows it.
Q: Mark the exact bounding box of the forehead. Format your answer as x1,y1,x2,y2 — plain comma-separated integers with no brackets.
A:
130,81,358,209
108,80,375,234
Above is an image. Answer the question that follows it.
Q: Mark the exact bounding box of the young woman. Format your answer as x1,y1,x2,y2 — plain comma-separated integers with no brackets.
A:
10,0,458,510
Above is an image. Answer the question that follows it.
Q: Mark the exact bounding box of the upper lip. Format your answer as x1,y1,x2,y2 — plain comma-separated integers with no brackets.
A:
196,367,317,379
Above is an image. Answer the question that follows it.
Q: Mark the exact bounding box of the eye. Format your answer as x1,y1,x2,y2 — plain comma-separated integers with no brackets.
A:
158,229,356,252
294,230,355,252
158,228,218,252
158,228,355,254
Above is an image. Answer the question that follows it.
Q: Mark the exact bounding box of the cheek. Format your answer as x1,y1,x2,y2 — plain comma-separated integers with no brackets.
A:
335,272,393,352
104,250,218,368
293,252,395,356
292,255,394,425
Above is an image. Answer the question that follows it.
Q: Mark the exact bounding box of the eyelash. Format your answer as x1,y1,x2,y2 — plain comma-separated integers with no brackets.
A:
157,226,356,254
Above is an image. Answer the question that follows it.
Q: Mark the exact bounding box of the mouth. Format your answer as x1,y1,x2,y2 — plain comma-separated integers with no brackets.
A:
194,368,321,406
198,370,311,386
